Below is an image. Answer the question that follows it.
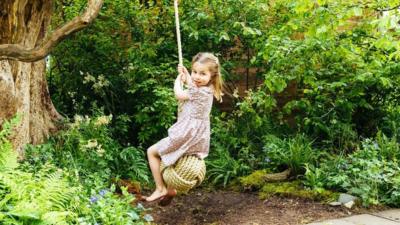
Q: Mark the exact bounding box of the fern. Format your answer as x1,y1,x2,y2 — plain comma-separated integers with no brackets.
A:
37,172,79,211
0,115,148,224
0,115,20,171
42,211,71,225
0,140,18,171
0,153,80,225
118,147,150,183
0,166,81,223
0,171,32,206
0,115,20,139
0,116,81,223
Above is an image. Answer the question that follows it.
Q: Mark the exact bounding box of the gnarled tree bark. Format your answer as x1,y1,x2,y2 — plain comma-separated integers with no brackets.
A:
0,0,103,156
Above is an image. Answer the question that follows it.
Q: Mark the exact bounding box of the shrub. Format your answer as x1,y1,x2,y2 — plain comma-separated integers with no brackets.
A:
0,117,150,224
23,115,150,188
263,134,320,176
304,133,400,207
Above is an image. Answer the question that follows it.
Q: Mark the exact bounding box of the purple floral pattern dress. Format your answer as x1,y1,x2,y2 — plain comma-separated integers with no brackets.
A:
155,83,214,166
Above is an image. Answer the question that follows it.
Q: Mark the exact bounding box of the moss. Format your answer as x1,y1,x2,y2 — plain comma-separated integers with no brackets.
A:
225,178,243,192
239,170,270,190
259,181,338,202
238,171,337,203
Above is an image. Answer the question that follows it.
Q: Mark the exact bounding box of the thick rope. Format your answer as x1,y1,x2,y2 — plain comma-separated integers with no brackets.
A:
161,155,206,193
174,0,183,65
174,0,184,112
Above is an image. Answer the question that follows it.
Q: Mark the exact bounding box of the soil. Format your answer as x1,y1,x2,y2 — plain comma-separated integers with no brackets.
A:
143,189,384,225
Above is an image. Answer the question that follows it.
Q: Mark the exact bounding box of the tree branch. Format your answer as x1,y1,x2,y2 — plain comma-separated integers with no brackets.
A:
376,4,400,12
0,0,104,62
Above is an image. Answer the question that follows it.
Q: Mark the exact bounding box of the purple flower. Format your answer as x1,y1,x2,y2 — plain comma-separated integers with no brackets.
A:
90,196,98,204
99,189,108,197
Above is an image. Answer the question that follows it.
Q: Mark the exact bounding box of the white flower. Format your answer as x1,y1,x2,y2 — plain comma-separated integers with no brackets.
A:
233,88,240,98
94,115,112,126
83,139,98,149
74,115,83,123
92,75,111,92
83,73,96,84
70,115,84,128
96,145,105,157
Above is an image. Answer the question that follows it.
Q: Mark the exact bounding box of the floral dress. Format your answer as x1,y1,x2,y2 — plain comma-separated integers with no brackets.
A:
155,83,214,166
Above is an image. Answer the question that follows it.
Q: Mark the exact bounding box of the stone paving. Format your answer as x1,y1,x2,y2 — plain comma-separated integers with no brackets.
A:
307,209,400,225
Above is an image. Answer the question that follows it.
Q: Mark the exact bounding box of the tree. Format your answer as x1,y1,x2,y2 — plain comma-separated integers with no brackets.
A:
0,0,103,155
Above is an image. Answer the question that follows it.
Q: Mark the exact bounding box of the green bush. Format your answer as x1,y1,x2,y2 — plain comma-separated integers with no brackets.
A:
304,132,400,207
0,166,150,225
0,117,150,225
263,134,320,176
42,0,400,209
23,115,150,188
381,105,400,141
206,144,250,187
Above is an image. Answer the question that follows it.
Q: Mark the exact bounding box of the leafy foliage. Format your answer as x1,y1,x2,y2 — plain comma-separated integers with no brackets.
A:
206,144,250,187
0,117,149,224
37,0,400,207
263,134,321,176
23,114,150,187
205,0,400,189
304,132,400,207
0,115,20,171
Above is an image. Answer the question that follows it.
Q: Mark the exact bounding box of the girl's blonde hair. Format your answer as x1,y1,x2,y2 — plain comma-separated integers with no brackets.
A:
192,52,224,102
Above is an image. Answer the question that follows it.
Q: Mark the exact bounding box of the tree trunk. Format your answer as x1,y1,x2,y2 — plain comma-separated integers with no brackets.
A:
0,0,103,156
0,0,61,155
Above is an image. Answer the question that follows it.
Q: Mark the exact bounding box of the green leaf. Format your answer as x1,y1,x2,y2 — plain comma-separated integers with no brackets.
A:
379,77,392,88
352,7,363,17
219,31,230,41
316,25,328,34
375,37,394,50
127,211,140,220
265,74,287,93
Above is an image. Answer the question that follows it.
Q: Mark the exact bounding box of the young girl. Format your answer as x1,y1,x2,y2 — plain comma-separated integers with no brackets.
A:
144,52,223,203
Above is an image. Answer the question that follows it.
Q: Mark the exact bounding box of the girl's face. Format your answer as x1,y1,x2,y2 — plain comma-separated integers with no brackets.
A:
191,62,212,87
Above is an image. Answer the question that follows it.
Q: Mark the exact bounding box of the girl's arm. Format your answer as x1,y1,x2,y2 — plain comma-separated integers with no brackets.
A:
174,74,189,101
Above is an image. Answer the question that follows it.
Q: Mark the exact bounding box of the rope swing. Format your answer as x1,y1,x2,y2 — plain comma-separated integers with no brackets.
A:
174,0,183,66
160,0,207,193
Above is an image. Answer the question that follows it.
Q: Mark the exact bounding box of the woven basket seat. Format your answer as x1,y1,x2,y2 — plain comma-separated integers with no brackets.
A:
161,155,206,193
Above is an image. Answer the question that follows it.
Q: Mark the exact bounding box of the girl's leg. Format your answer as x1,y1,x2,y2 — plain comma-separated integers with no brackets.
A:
145,144,168,201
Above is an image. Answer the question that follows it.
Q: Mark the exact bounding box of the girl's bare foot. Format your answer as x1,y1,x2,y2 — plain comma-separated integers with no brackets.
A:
159,188,177,206
145,188,168,202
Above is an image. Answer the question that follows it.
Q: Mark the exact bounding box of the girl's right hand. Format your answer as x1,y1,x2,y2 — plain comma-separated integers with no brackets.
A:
178,64,190,83
178,65,190,76
177,73,185,83
178,64,190,79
